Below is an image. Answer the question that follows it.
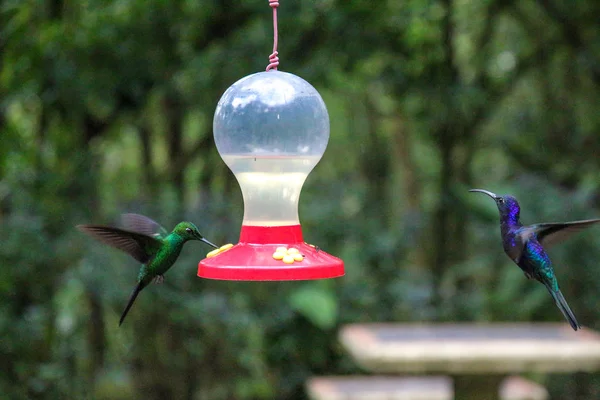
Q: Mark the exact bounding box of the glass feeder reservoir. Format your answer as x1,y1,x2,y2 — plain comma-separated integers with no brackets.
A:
198,71,344,280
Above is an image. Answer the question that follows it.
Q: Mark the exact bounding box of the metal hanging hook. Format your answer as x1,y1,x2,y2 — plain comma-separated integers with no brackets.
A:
266,0,280,71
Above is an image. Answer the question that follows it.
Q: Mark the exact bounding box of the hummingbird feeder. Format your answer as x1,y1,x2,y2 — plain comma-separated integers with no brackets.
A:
197,0,344,280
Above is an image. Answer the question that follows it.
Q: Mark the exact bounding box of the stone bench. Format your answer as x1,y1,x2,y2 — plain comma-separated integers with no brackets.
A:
306,376,548,400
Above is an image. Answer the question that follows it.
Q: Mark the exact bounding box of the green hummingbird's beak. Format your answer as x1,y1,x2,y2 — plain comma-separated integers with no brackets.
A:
200,237,219,249
469,188,498,200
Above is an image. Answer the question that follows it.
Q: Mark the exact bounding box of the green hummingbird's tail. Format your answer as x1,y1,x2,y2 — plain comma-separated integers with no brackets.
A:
119,282,146,326
548,286,580,331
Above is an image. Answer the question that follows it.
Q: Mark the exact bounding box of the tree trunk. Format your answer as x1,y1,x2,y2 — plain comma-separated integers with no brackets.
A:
164,93,185,209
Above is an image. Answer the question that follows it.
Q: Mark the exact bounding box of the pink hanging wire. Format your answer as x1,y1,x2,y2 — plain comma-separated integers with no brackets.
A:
266,0,280,71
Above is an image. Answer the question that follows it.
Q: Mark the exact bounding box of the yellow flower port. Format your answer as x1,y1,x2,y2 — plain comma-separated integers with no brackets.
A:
272,247,304,264
206,243,234,258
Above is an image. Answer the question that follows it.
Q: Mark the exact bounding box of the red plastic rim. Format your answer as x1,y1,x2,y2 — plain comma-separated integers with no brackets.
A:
198,225,344,281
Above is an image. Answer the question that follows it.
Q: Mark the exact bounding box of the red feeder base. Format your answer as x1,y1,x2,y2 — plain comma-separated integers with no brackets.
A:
198,225,344,281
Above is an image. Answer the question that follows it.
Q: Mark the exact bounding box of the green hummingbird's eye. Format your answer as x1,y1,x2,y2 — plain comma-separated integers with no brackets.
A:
185,227,192,233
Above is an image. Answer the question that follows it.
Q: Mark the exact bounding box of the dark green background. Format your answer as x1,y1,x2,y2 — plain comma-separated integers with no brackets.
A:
2,1,600,399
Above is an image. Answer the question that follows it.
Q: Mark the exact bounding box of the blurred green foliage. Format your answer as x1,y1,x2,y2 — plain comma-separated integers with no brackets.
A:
2,0,600,399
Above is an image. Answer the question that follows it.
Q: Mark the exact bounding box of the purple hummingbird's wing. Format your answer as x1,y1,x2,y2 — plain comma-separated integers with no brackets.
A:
524,218,600,249
77,225,162,263
120,213,168,239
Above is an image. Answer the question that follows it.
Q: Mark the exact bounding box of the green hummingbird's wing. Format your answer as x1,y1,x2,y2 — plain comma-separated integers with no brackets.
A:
523,218,600,249
121,213,168,239
77,225,163,263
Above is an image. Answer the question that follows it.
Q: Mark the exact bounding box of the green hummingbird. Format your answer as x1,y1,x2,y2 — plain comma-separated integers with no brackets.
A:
77,213,218,325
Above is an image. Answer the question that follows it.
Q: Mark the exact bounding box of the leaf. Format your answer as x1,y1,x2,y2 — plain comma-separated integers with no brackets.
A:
287,285,338,330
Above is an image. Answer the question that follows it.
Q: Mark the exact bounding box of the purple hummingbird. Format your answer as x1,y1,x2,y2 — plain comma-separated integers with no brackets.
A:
470,189,600,330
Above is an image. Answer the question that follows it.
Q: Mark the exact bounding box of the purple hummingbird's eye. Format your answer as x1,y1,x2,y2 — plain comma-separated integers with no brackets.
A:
498,198,504,204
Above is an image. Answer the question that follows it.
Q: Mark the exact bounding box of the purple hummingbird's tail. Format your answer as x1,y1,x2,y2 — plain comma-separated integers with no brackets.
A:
549,287,580,331
119,282,145,326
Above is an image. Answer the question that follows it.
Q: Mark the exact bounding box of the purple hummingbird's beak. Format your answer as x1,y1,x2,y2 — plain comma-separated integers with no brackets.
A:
469,189,498,200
